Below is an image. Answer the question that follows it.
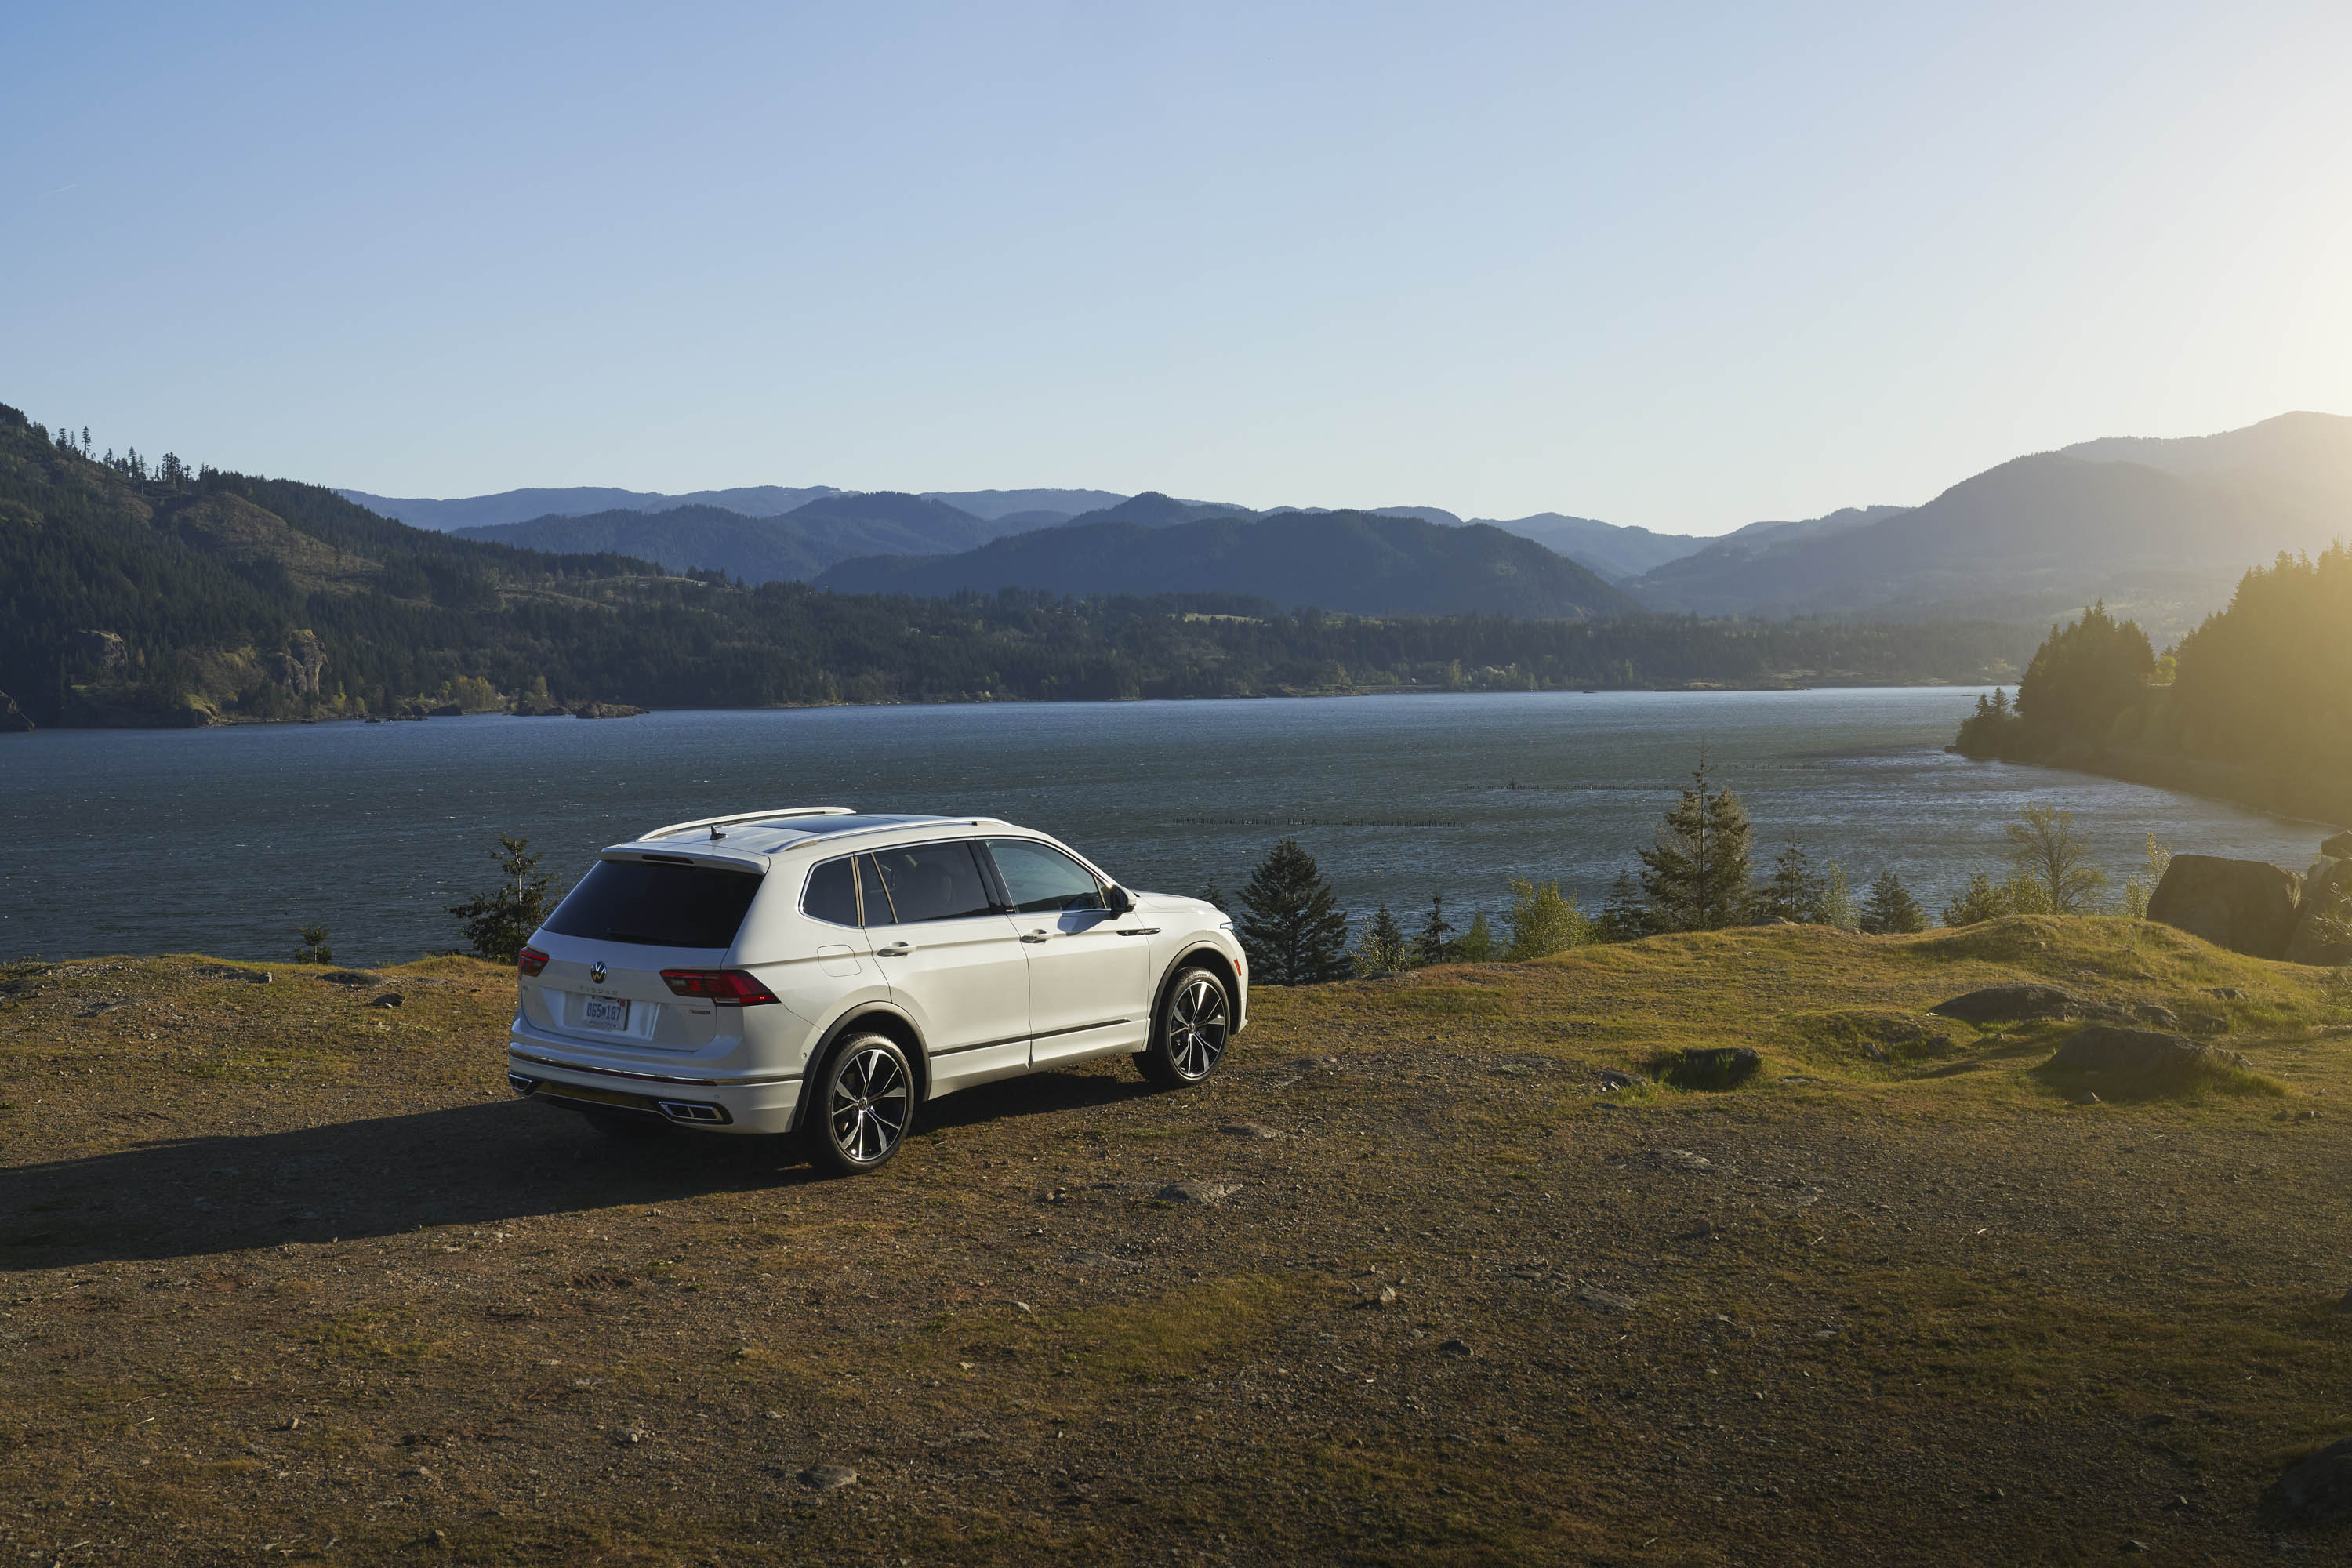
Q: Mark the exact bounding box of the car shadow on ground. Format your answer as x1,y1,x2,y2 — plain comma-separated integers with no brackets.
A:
0,1069,1169,1272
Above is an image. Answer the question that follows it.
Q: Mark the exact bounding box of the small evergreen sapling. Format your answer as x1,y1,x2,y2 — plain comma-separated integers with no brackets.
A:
1410,892,1455,967
1753,842,1828,924
1453,911,1497,962
1859,869,1927,934
1638,753,1753,931
447,834,556,964
1353,905,1412,977
1234,838,1352,985
293,924,334,964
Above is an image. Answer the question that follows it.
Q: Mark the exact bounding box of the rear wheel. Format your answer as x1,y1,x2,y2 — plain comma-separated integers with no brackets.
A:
1138,966,1232,1087
803,1033,916,1175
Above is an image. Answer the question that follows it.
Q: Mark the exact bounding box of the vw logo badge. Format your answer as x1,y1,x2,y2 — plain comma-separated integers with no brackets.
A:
590,960,607,984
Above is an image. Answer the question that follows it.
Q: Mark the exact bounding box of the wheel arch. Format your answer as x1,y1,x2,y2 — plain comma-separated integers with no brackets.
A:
1151,946,1240,1042
796,1004,931,1127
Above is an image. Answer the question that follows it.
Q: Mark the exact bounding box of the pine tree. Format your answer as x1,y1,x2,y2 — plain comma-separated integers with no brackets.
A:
292,924,334,964
1452,911,1497,962
1234,838,1352,985
1752,842,1828,924
1859,869,1927,934
1637,754,1753,931
1410,891,1454,967
1353,905,1411,977
446,834,556,963
1596,870,1650,941
1196,881,1228,910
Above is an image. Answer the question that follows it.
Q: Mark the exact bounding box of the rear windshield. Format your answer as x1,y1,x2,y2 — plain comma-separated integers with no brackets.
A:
542,859,764,949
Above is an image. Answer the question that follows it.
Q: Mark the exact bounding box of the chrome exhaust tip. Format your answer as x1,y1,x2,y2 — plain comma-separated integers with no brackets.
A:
655,1099,729,1124
507,1073,538,1096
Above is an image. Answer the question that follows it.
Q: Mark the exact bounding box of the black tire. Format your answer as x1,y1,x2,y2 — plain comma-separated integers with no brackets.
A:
801,1032,916,1176
582,1109,667,1142
1138,965,1232,1088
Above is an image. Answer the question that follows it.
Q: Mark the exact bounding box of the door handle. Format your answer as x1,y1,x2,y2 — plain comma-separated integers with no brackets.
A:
874,942,914,957
1020,930,1051,943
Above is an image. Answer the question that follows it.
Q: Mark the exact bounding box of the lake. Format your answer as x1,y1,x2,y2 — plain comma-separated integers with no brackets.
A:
0,689,2332,967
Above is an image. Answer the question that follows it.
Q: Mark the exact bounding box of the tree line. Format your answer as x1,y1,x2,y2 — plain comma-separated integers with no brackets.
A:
1222,757,2169,985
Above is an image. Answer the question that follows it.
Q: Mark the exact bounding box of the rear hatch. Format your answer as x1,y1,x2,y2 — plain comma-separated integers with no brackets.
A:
522,855,765,1052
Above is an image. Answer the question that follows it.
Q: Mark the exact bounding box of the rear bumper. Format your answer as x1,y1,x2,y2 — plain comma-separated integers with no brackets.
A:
504,1036,806,1135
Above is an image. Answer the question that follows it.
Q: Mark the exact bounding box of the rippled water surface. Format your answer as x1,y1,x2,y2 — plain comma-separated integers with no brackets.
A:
1,690,2331,966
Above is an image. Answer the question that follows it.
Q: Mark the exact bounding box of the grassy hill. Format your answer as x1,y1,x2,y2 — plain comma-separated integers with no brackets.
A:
815,510,1646,619
3,916,2347,1561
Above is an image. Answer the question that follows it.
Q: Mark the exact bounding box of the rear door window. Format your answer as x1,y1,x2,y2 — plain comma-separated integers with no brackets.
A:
866,841,998,924
985,839,1107,913
802,856,859,927
543,859,763,948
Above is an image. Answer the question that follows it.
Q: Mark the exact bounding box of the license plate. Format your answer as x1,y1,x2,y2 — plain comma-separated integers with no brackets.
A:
580,995,630,1031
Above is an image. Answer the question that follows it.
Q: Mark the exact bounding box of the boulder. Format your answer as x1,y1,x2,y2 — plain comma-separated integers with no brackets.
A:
2145,855,2302,959
2270,1436,2352,1523
0,690,32,734
2045,1025,2252,1081
2321,830,2352,859
1929,984,2080,1023
2286,857,2352,967
1668,1047,1759,1089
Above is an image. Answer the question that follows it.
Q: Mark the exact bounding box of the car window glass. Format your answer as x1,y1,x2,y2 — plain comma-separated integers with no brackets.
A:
986,840,1106,914
541,860,763,948
868,842,996,924
858,856,895,924
802,856,858,927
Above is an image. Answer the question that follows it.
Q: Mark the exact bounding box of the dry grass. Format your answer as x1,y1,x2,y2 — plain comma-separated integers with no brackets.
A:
2,920,2349,1565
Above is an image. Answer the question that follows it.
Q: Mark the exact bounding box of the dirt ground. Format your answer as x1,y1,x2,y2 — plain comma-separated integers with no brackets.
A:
2,919,2349,1566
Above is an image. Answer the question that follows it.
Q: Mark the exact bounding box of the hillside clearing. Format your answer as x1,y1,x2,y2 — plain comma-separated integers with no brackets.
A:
2,918,2348,1565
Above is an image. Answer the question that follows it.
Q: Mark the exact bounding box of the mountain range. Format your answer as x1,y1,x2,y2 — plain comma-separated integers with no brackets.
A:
333,412,2352,632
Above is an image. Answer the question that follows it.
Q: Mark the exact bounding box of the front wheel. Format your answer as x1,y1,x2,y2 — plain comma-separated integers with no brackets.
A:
802,1033,916,1176
1138,967,1232,1087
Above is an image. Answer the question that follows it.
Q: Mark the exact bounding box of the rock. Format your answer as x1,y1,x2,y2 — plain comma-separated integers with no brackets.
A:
1218,1122,1285,1140
1157,1179,1243,1204
573,702,647,720
265,630,326,699
1438,1338,1473,1358
2285,857,2352,966
2045,1026,2253,1084
2272,1438,2352,1521
2076,1091,2102,1105
2323,830,2352,859
2205,987,2245,1001
799,1464,858,1491
1374,1286,1398,1308
1668,1047,1760,1089
2146,855,2302,959
1637,1148,1715,1173
365,993,405,1009
191,963,271,985
613,1427,648,1445
1929,984,2081,1024
75,629,129,670
1595,1069,1641,1092
2132,1003,2182,1030
317,971,378,987
0,691,33,734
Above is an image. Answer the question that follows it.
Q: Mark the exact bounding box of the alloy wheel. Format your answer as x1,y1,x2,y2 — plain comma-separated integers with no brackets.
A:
828,1044,909,1164
1168,976,1229,1080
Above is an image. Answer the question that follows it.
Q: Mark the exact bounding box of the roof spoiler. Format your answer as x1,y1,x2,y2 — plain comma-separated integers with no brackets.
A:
641,806,855,840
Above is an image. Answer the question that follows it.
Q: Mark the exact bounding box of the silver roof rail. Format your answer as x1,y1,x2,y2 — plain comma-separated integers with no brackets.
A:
760,816,1015,852
641,806,855,840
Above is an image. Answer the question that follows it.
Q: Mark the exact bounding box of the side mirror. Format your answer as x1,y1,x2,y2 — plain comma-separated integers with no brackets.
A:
1106,886,1134,916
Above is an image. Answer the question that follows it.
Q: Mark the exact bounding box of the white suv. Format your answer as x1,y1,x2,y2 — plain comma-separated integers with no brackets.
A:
504,808,1248,1174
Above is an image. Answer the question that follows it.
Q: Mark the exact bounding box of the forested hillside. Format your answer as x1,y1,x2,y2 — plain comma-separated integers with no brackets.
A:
814,510,1646,619
0,404,2034,730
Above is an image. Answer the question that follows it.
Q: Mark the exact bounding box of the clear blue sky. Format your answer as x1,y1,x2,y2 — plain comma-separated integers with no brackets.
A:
5,2,2347,531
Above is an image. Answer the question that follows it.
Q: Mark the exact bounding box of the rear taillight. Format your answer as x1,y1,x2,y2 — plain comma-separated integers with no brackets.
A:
518,946,549,977
659,968,779,1006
